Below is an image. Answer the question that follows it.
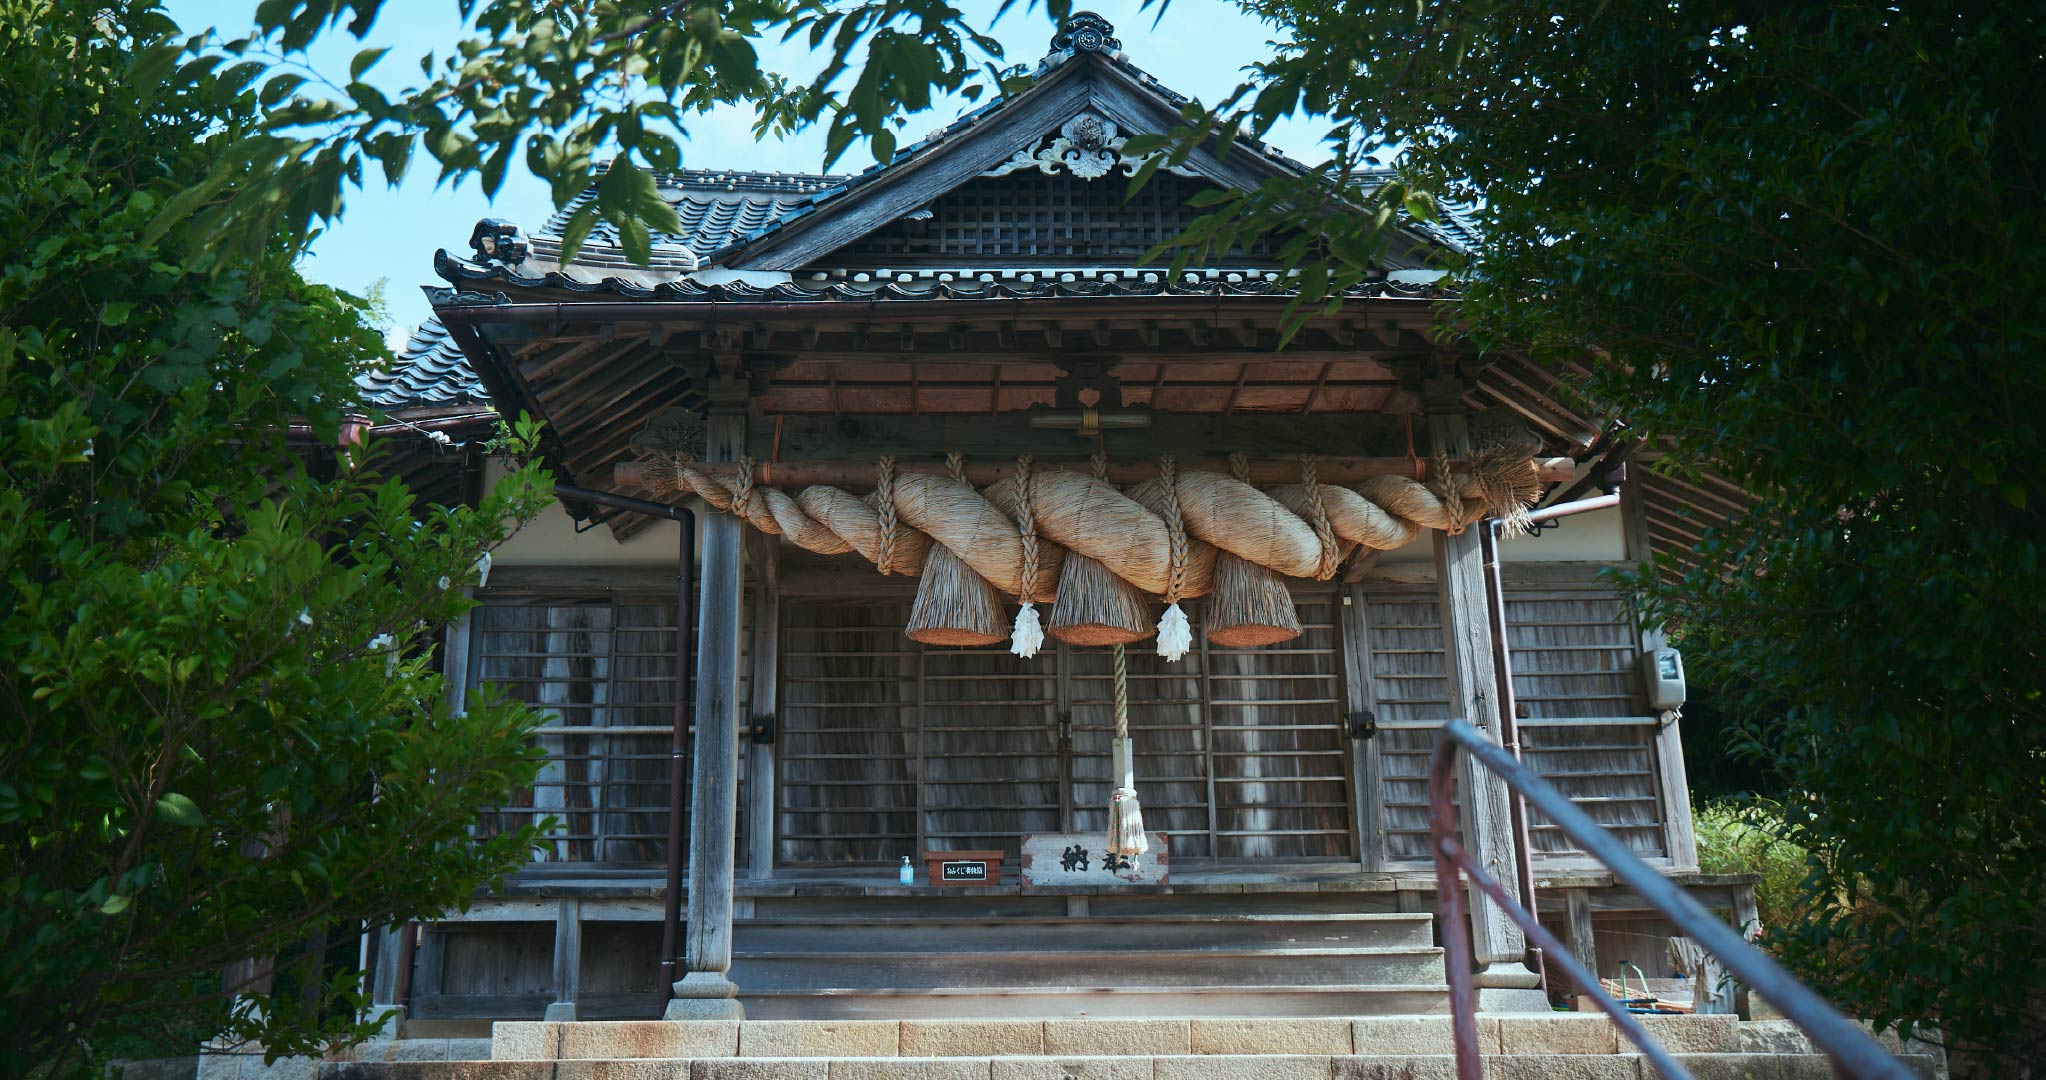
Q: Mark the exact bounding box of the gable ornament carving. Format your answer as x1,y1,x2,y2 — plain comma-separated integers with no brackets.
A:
984,112,1200,181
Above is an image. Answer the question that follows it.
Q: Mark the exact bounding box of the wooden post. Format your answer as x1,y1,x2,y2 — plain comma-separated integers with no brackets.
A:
1424,373,1539,997
1338,585,1385,871
666,404,747,1020
366,922,412,1038
744,532,781,878
1622,479,1700,869
1731,884,1761,942
1565,887,1600,1009
544,900,582,1021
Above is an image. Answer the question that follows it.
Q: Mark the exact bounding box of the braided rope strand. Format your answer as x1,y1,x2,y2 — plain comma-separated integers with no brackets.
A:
874,455,900,574
1301,455,1341,581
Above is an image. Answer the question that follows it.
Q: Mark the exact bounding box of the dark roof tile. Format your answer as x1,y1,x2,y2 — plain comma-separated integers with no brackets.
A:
356,316,485,410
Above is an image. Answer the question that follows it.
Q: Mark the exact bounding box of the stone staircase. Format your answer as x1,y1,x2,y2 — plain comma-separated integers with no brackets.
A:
729,912,1449,1019
305,1015,1944,1080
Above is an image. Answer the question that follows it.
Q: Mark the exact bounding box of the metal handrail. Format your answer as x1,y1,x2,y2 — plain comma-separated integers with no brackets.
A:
1428,716,1913,1080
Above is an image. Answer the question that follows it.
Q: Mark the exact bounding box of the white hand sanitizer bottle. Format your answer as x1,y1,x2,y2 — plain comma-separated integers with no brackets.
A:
898,856,915,885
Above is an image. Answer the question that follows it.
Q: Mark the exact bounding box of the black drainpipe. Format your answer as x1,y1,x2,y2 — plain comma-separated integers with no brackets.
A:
553,484,695,1007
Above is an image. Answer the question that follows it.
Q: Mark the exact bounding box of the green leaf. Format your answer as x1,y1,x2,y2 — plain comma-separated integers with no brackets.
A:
350,46,390,81
101,301,134,327
154,792,205,827
100,894,132,915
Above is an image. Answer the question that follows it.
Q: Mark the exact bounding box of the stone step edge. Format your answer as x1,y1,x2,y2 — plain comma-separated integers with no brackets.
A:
495,1014,1748,1061
729,946,1446,959
322,1051,1941,1080
739,983,1449,996
735,914,1438,926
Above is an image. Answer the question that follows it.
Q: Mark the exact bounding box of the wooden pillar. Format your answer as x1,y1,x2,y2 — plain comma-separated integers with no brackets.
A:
1423,373,1537,993
544,900,582,1021
1622,479,1699,869
1564,887,1600,1003
1338,584,1386,871
667,405,747,1019
744,532,781,878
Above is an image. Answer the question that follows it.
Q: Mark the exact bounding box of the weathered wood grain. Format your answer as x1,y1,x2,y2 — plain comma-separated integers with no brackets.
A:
744,532,781,878
1426,383,1528,969
684,412,745,978
1624,479,1699,869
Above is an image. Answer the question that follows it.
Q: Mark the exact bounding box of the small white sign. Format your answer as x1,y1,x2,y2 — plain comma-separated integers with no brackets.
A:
1019,832,1170,886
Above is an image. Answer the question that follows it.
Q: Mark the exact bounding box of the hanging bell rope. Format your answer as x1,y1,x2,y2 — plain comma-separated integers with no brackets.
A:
1105,642,1149,866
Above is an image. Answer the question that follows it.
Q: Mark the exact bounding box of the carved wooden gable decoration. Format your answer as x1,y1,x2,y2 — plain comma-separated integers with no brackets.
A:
723,13,1334,273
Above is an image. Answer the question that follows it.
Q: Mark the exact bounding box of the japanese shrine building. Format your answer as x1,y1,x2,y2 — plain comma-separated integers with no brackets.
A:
355,13,1754,1026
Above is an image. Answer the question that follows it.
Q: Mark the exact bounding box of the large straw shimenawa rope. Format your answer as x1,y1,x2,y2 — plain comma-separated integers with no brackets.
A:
642,445,1541,653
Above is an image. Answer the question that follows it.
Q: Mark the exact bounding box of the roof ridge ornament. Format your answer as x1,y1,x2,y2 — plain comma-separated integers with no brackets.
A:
1049,11,1120,57
984,111,1199,181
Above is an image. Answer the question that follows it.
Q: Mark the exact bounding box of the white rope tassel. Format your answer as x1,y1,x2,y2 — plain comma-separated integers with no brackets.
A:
1106,643,1150,865
1011,600,1044,658
1010,453,1045,659
1155,602,1192,662
1155,455,1193,662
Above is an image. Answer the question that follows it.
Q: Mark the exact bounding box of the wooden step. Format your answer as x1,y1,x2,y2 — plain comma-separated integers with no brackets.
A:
736,984,1456,1019
730,946,1446,992
733,913,1436,952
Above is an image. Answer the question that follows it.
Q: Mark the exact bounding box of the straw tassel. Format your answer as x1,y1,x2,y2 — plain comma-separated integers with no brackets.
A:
1106,643,1149,865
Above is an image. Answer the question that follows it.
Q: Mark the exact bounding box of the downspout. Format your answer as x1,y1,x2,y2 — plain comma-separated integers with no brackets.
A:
552,484,695,1009
1483,488,1627,986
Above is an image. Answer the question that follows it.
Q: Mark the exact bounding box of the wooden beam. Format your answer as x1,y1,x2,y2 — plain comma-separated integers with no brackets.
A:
1425,373,1533,980
615,456,1578,490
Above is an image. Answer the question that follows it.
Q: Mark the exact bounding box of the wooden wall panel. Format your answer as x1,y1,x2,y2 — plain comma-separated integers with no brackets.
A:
1364,584,1668,864
777,602,918,863
469,591,748,866
920,644,1063,856
777,595,1352,864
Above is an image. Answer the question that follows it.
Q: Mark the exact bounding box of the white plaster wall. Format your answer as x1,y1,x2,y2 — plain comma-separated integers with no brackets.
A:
1375,506,1628,564
485,459,689,567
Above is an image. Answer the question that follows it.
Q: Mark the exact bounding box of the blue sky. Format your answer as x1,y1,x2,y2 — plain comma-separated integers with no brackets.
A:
161,1,1329,337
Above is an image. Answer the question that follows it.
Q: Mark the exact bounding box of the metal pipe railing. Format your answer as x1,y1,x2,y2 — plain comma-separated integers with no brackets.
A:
1428,717,1913,1080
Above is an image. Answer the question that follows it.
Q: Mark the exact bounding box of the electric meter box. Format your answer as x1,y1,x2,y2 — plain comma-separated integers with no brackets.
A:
1642,647,1687,710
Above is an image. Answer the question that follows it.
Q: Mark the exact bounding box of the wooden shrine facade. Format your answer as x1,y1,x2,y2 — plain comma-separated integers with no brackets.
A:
457,567,1689,875
354,12,1748,1024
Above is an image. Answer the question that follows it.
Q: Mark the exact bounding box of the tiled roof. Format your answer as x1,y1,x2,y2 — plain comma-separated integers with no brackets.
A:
355,316,485,410
533,168,846,262
428,253,1444,305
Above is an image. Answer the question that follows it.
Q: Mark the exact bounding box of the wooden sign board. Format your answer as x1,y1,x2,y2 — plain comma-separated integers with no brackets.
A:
920,849,1004,886
1019,833,1170,887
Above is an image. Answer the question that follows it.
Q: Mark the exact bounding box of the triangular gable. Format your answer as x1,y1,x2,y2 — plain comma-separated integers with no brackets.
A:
721,18,1444,272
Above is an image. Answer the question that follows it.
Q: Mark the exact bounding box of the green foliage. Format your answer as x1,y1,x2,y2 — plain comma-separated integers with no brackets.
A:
1693,801,1809,935
0,4,557,1072
1166,0,2045,1067
159,0,1035,266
